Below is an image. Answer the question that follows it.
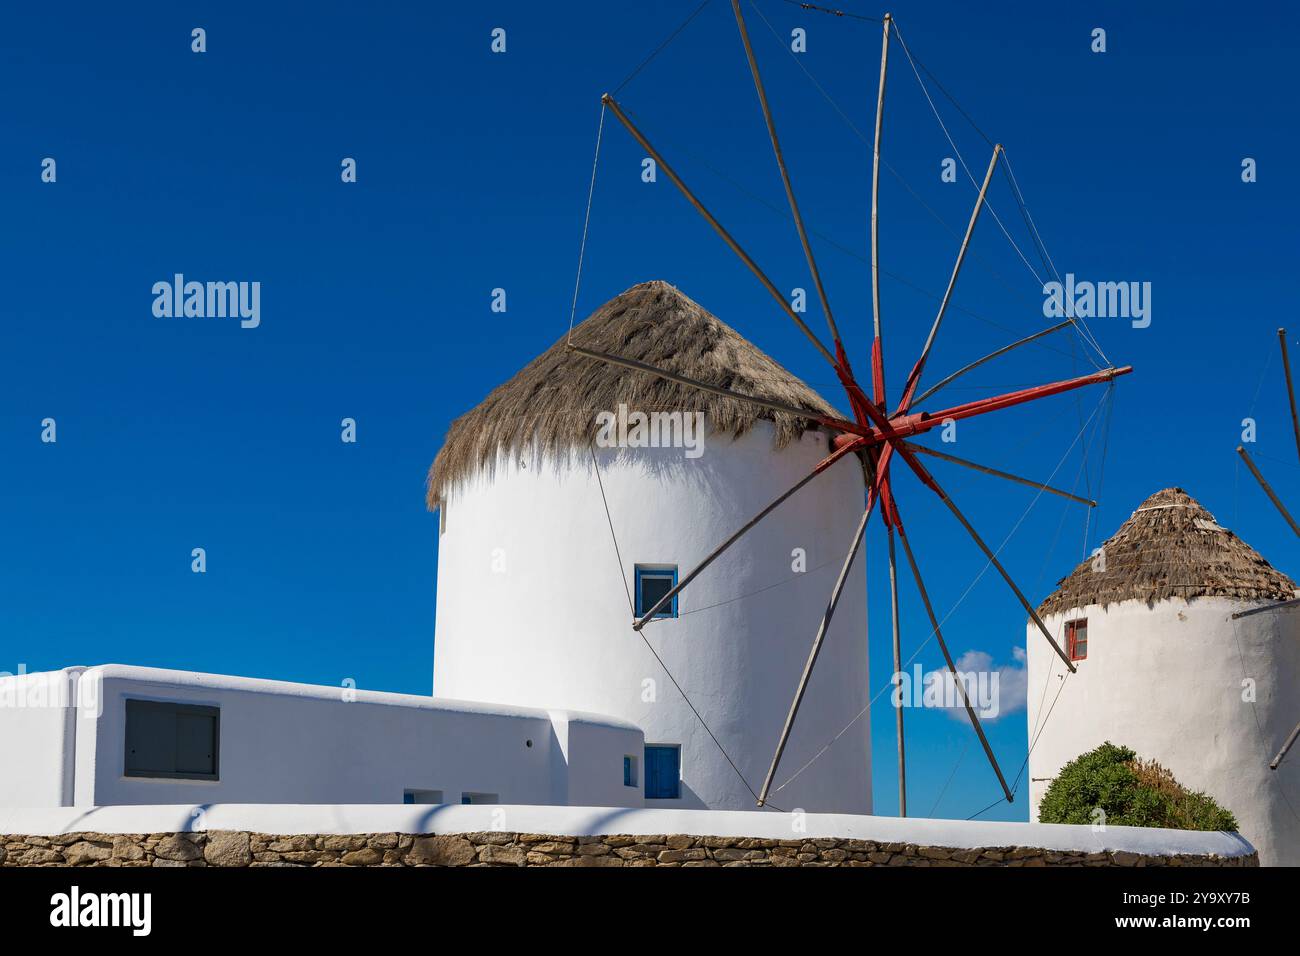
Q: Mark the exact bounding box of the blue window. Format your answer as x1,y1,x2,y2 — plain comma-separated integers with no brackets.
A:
645,744,681,799
635,565,678,619
623,755,638,787
403,789,443,805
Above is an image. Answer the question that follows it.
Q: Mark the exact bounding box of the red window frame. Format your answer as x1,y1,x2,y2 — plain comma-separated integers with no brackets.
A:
1066,618,1088,661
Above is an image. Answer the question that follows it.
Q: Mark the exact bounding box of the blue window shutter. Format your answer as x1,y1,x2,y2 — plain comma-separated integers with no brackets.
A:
635,566,679,619
645,745,680,799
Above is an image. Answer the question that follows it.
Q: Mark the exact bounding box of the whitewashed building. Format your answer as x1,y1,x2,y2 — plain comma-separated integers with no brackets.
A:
1027,488,1300,865
429,281,871,812
0,665,645,809
1,281,872,814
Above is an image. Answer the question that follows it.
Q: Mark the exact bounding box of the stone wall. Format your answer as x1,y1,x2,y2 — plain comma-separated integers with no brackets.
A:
0,831,1258,867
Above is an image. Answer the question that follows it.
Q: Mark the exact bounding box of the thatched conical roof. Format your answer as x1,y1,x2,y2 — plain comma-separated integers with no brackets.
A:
1037,487,1297,616
426,280,842,508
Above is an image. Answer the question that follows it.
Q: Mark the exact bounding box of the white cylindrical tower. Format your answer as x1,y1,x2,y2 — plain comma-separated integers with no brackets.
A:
1027,487,1300,865
428,281,871,812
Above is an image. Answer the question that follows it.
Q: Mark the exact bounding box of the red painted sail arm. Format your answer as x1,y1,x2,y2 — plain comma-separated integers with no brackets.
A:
862,365,1132,448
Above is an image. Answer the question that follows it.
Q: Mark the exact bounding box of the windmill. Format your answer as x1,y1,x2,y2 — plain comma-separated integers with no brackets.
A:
1235,327,1300,771
567,1,1131,813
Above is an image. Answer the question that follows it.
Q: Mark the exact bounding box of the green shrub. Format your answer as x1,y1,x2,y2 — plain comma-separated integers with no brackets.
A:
1038,741,1238,831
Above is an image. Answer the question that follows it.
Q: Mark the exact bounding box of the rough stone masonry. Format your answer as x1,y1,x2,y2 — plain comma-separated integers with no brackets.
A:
0,831,1257,867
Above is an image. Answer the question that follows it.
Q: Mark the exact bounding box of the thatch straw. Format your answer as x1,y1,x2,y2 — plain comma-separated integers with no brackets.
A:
426,280,843,509
1037,487,1297,616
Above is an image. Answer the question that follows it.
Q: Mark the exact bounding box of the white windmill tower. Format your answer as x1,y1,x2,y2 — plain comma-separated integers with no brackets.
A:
428,280,872,811
429,3,1129,817
1026,486,1300,865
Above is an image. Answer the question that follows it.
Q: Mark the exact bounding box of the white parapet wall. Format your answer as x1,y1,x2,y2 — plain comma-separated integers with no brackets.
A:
0,665,644,810
0,668,84,806
0,803,1256,864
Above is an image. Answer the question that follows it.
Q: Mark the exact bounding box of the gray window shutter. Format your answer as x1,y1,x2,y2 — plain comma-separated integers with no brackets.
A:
125,701,176,775
125,700,219,779
175,711,217,775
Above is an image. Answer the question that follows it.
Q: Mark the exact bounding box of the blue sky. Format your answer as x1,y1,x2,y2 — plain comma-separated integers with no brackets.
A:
2,1,1297,822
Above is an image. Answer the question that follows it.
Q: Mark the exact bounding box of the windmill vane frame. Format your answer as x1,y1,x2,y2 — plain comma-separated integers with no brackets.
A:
566,2,1132,813
1235,328,1300,772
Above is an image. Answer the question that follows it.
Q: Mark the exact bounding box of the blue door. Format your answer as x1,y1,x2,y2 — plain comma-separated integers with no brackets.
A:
645,745,680,799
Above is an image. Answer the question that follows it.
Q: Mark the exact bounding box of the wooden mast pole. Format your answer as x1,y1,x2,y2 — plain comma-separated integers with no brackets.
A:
895,505,1013,802
887,525,906,816
872,13,904,820
1237,445,1300,537
871,13,892,408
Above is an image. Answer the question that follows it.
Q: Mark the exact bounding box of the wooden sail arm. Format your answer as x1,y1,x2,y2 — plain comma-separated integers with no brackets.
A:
894,144,1002,416
567,342,872,439
835,365,1122,514
757,496,875,805
901,441,1096,507
1237,445,1300,537
601,93,838,371
731,0,842,352
1232,597,1300,620
911,320,1073,408
892,496,1013,802
1271,719,1300,770
573,345,1129,489
1279,328,1300,466
867,365,1132,447
908,460,1077,672
631,437,862,630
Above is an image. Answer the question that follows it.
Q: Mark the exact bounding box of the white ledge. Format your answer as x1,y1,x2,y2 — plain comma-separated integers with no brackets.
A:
0,805,1256,858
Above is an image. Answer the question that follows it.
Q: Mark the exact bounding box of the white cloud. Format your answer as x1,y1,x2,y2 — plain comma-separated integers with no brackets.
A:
924,647,1028,723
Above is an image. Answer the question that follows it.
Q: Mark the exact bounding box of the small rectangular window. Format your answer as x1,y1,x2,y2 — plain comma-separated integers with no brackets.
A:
623,755,638,788
1067,618,1088,661
404,789,443,805
460,791,498,805
124,699,219,780
644,744,681,799
635,565,678,619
